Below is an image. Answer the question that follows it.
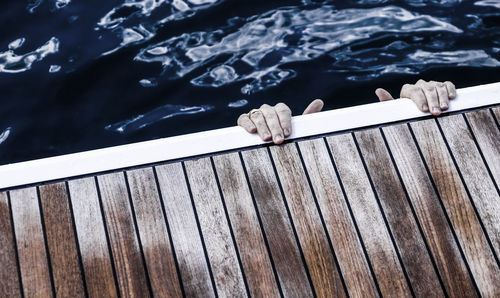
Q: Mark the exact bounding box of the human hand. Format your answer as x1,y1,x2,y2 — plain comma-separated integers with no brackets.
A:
375,79,456,115
237,99,324,144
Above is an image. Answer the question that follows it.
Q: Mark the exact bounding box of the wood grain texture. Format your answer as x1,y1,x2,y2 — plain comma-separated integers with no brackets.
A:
242,148,314,297
212,153,280,298
326,134,411,298
0,192,22,298
39,183,85,298
10,187,53,298
298,139,379,298
155,163,215,298
383,124,478,298
355,129,445,298
493,107,500,123
270,143,346,298
126,167,182,298
68,177,118,298
466,110,500,183
438,115,500,259
97,172,150,298
411,119,500,297
184,158,247,298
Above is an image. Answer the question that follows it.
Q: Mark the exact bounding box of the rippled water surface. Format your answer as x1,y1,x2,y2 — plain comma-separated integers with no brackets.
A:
0,0,499,163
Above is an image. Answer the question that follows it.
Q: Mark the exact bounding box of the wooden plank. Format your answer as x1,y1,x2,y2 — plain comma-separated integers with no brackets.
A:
326,134,411,298
126,167,182,298
97,172,151,298
298,139,379,298
493,107,500,124
0,192,22,298
155,163,215,297
355,129,445,298
466,110,500,183
184,158,247,298
212,153,280,297
241,148,314,297
270,143,346,298
438,115,500,258
411,119,500,297
38,183,85,298
383,124,478,297
68,177,118,298
10,187,53,298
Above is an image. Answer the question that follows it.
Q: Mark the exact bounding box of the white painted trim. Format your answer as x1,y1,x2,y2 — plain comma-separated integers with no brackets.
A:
1,82,499,189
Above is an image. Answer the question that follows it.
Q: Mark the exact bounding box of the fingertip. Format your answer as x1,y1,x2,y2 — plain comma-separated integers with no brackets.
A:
422,104,429,112
431,107,441,116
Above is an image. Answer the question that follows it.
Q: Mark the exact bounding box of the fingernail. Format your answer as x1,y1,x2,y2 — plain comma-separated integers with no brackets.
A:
274,135,283,144
441,104,449,110
284,128,290,136
263,133,271,141
432,107,441,115
422,104,429,112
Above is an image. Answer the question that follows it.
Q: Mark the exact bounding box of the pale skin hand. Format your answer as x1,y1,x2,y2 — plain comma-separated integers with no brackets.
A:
238,79,456,144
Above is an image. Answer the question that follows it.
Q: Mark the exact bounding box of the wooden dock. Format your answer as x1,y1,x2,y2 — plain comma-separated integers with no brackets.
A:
1,85,499,297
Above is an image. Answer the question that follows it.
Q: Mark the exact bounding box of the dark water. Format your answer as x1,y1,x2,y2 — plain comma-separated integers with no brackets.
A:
1,0,499,164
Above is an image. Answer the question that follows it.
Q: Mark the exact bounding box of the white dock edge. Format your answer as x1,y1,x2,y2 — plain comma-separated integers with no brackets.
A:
1,82,499,189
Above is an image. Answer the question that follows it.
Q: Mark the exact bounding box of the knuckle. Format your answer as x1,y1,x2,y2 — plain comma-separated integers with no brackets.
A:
416,79,426,85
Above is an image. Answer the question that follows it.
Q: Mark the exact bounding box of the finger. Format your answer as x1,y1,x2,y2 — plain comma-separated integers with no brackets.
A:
422,85,441,115
444,81,456,99
237,114,257,133
375,88,394,102
303,99,324,115
401,84,429,112
261,104,285,144
275,102,292,137
436,84,449,110
249,110,272,141
415,79,427,87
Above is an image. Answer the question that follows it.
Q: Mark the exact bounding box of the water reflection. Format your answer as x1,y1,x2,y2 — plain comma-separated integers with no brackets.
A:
0,127,11,145
0,37,59,73
136,5,463,95
105,104,214,133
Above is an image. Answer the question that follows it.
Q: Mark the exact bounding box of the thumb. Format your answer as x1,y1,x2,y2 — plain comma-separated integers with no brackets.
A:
303,99,324,115
375,88,394,102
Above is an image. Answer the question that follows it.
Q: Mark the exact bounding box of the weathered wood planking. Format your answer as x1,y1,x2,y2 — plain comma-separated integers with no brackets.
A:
1,106,499,298
38,183,85,298
466,110,500,184
68,177,118,298
438,114,500,261
298,138,379,298
97,172,151,297
126,168,183,297
0,192,22,297
383,124,478,297
184,158,248,298
155,163,216,297
212,153,281,297
327,134,412,297
242,148,314,297
270,143,347,298
493,107,500,123
411,119,500,297
354,129,445,297
10,187,53,298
